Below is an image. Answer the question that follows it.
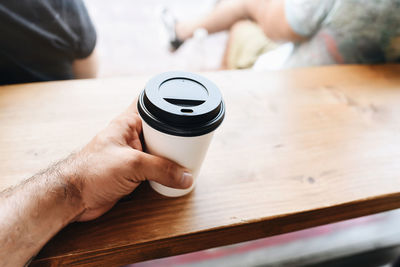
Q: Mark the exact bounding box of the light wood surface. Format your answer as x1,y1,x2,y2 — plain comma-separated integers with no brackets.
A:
1,65,400,266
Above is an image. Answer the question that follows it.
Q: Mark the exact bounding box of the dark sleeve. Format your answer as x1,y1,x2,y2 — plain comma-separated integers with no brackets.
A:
0,0,97,84
61,0,97,59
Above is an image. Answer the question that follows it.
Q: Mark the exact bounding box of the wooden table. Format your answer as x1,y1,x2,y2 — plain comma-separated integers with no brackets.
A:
1,65,400,266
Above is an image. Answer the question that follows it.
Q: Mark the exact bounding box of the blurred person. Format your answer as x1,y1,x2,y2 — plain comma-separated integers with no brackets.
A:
0,102,193,267
162,0,400,70
0,0,98,85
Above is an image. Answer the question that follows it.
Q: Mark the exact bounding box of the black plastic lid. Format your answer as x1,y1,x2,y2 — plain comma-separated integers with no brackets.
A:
137,71,225,137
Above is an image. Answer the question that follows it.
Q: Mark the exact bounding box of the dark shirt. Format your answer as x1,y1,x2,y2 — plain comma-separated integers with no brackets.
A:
0,0,96,85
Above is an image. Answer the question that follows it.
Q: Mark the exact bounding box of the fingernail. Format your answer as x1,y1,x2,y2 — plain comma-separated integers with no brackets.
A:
181,172,193,188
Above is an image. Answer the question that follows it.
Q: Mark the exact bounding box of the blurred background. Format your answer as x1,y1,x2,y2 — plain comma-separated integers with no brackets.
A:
85,0,226,77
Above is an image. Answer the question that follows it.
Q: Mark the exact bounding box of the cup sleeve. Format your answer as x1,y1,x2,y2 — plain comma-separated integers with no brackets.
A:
285,0,335,37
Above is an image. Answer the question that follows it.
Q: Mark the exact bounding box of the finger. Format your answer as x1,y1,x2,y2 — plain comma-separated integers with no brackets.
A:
134,152,193,189
129,130,143,151
113,112,142,133
123,98,139,117
108,112,142,147
124,107,142,139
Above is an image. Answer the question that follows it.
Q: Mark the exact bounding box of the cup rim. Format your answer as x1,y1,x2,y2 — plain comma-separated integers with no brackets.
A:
137,71,225,137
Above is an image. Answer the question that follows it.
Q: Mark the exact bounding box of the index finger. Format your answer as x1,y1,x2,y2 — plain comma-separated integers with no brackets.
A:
123,97,139,117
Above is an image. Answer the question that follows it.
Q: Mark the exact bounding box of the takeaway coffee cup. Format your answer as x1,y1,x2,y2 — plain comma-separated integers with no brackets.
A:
137,71,225,197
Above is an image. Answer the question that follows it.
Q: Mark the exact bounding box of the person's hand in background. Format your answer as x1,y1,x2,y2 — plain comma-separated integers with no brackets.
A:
0,101,193,267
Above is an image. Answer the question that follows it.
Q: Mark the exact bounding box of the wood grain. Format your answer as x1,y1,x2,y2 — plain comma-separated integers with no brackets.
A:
0,65,400,266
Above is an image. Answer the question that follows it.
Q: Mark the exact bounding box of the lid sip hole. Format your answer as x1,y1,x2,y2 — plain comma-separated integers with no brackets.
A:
164,98,205,107
181,108,193,113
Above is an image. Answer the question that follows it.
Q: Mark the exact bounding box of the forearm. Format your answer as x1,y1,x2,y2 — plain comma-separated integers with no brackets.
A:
0,155,84,267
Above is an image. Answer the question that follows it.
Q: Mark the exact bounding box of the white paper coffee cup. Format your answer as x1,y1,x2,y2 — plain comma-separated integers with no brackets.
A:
137,71,225,197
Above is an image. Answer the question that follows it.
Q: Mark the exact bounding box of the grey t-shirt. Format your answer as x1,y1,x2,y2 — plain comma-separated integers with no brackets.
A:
0,0,96,85
284,0,400,67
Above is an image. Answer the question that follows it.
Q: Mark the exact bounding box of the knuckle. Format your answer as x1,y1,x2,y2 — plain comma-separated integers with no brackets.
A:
114,114,138,130
129,151,143,169
111,117,124,127
112,113,130,124
126,115,140,128
95,132,109,145
128,118,138,129
134,114,141,124
110,115,121,124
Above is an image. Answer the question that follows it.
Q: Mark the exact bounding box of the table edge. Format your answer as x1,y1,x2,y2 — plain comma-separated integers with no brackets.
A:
31,191,400,266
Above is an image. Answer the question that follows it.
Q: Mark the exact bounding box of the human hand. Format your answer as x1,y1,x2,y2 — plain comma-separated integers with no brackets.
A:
0,101,193,267
70,102,193,221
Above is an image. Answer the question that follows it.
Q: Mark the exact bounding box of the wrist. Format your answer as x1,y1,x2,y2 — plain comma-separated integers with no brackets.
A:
47,153,86,223
61,173,86,223
0,155,87,265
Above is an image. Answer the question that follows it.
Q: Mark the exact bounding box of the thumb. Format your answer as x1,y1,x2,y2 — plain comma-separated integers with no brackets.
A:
136,152,193,189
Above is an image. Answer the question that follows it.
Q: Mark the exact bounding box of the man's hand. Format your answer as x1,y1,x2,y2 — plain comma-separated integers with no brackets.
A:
0,101,193,267
72,102,193,221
